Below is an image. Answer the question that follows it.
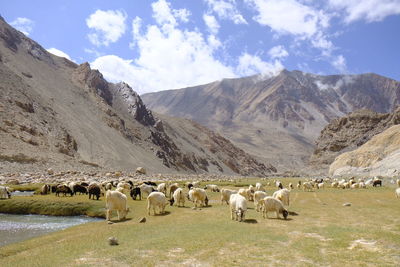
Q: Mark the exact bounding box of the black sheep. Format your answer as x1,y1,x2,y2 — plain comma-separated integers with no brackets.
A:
73,184,88,195
55,185,73,197
130,187,141,200
88,184,101,200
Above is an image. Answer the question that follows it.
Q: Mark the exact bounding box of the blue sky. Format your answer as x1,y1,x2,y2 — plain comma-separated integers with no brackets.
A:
2,0,400,94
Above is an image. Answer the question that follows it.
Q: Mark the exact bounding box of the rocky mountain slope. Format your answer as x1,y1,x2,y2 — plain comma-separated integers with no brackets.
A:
310,108,400,169
142,70,400,171
329,125,400,177
0,17,273,176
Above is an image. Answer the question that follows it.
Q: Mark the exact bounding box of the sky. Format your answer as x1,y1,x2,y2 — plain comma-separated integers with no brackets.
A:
1,0,400,94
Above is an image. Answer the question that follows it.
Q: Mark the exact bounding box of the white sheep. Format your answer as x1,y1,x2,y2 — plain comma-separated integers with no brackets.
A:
205,184,220,192
220,188,237,205
238,188,252,201
171,188,185,207
331,181,339,188
168,183,180,198
396,188,400,198
147,192,168,215
255,182,265,192
317,182,325,189
188,188,208,208
0,186,11,199
273,188,290,206
262,197,288,220
117,182,131,194
106,190,129,221
397,179,400,187
229,193,247,222
288,183,294,190
139,183,155,197
157,183,167,195
254,191,268,212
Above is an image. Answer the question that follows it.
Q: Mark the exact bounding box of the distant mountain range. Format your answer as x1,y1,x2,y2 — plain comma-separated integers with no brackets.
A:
0,16,272,176
142,69,400,171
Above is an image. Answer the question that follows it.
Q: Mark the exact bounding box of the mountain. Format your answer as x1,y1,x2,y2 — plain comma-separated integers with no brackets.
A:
310,107,400,169
0,16,273,176
329,125,400,177
142,70,400,171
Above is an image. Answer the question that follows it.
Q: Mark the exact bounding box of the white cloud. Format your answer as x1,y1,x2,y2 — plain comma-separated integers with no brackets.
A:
46,48,71,60
173,8,191,23
332,54,347,73
205,0,248,24
236,53,284,77
329,0,400,23
86,9,127,46
91,0,234,94
268,45,289,59
203,14,220,35
245,0,329,38
10,17,34,36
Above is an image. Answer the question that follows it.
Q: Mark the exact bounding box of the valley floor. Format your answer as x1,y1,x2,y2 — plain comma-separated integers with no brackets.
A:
0,179,399,266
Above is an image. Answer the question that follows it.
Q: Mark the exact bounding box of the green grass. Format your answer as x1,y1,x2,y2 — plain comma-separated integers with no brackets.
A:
0,179,399,266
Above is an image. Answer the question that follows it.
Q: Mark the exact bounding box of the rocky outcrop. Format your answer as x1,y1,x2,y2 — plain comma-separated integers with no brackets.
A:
329,125,400,177
310,108,400,167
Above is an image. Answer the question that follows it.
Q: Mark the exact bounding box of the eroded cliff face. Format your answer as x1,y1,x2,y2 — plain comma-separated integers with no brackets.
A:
329,125,400,177
310,108,400,168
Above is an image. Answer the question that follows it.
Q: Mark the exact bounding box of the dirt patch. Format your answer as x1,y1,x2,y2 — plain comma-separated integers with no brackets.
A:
348,239,380,252
289,231,333,242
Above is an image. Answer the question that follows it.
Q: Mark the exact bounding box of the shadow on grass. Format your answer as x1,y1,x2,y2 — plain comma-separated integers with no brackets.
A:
108,218,132,223
243,219,258,224
154,211,171,216
264,217,294,221
288,211,299,216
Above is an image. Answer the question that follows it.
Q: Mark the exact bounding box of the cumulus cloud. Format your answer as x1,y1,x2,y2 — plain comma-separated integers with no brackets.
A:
46,48,72,60
86,9,127,46
329,0,400,23
246,0,329,38
205,0,247,24
91,0,234,94
268,45,289,59
10,17,34,36
203,14,220,35
236,53,284,77
332,54,347,73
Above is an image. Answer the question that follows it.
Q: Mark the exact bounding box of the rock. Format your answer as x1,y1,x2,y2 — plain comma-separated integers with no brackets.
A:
6,179,19,185
343,203,351,207
108,237,118,246
139,217,146,223
47,168,54,175
136,167,146,175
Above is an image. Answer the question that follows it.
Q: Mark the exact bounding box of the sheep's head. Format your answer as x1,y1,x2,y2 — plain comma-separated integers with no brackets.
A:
169,198,174,206
236,208,244,222
282,209,288,220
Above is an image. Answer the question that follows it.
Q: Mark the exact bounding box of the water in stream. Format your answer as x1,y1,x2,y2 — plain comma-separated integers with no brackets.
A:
0,213,101,247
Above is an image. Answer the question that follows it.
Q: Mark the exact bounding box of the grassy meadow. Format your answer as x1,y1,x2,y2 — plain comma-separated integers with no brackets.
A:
0,178,399,266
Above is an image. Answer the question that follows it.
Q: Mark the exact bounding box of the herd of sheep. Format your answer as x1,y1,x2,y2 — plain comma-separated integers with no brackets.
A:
1,176,399,223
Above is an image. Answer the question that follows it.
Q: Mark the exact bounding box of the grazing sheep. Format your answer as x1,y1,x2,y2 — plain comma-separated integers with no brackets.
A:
0,186,11,199
170,188,185,207
317,182,325,189
397,179,400,187
275,181,283,189
130,187,141,200
88,183,101,200
139,183,156,197
262,197,288,220
255,182,265,192
104,182,113,191
106,190,129,221
396,188,400,198
254,191,268,212
40,184,50,195
238,188,252,201
188,188,208,208
220,188,237,205
288,183,294,190
351,183,359,189
55,185,73,197
68,182,77,194
273,188,290,206
157,183,167,195
373,179,382,187
168,183,179,198
229,194,247,222
147,192,168,215
359,182,366,189
297,181,301,189
303,182,313,192
331,181,339,188
73,184,87,195
117,182,131,193
205,184,220,192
